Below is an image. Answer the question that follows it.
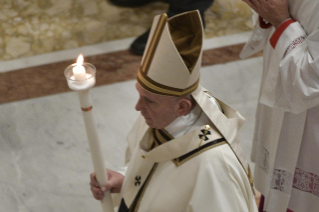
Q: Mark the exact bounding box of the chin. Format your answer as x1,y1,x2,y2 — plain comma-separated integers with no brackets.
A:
144,119,155,128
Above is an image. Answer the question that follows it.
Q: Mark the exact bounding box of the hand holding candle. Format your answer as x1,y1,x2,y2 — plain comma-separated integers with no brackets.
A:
64,55,114,212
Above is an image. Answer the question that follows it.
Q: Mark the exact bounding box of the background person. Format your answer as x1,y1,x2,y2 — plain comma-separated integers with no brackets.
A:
108,0,214,55
241,0,319,211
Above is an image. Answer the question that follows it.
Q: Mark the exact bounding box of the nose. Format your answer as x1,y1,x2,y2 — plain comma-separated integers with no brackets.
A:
135,97,143,111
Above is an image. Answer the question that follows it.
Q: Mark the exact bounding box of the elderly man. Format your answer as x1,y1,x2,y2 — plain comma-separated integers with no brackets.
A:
241,0,319,211
91,10,258,211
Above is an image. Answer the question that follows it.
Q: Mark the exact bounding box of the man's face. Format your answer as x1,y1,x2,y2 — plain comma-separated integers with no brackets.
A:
135,83,179,129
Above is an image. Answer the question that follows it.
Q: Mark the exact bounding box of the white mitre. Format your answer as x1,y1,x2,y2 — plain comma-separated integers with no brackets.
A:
137,10,203,96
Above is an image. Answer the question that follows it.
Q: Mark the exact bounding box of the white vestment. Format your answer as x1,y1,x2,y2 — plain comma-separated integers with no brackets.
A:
241,0,319,211
116,87,258,212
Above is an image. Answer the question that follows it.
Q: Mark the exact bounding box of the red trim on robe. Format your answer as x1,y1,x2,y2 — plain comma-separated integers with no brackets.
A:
259,16,272,29
269,19,295,49
258,195,265,212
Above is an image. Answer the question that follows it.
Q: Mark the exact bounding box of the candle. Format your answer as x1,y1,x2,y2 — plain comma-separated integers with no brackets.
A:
64,57,114,212
73,54,87,81
79,90,114,212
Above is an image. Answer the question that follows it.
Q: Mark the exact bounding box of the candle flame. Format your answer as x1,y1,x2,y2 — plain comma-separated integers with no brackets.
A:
77,54,84,66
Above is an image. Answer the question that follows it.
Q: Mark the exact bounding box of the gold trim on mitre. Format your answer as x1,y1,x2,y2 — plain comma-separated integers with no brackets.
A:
137,10,203,97
137,69,200,96
141,13,168,75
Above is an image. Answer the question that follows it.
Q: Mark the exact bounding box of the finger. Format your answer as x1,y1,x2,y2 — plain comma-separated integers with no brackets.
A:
90,172,96,183
91,186,105,199
94,192,104,200
242,0,258,11
94,187,105,199
90,180,101,189
90,181,99,189
102,181,114,192
90,173,101,188
96,196,103,200
91,185,102,193
250,0,261,8
90,172,96,178
250,0,261,5
95,191,105,199
91,186,101,195
97,195,104,200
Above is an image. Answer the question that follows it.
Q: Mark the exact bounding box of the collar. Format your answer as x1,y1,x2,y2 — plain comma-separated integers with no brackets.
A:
164,103,202,138
164,95,221,138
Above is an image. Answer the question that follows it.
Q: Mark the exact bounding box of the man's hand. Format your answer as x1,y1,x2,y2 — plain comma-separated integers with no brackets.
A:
90,169,124,200
242,0,291,28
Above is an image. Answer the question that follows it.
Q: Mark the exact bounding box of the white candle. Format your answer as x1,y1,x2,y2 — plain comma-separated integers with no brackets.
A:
64,57,114,212
73,54,86,81
78,91,114,212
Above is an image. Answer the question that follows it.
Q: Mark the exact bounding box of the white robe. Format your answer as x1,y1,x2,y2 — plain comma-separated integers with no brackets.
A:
117,98,257,211
241,0,319,211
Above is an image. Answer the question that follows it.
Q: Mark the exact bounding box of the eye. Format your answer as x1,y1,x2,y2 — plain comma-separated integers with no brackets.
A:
145,97,154,103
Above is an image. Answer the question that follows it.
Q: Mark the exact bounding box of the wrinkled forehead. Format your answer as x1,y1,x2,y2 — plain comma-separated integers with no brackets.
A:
136,82,178,101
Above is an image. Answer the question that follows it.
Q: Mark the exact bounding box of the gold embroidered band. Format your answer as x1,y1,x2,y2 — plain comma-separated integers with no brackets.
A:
137,70,199,97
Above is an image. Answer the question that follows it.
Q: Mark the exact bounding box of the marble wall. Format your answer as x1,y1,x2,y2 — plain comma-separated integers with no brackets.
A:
0,0,253,61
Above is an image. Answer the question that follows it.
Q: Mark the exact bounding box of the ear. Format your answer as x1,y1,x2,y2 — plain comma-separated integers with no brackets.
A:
176,98,193,117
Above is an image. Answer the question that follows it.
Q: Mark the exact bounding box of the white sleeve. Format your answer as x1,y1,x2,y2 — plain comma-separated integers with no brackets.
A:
258,20,319,114
271,23,319,113
239,15,272,59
